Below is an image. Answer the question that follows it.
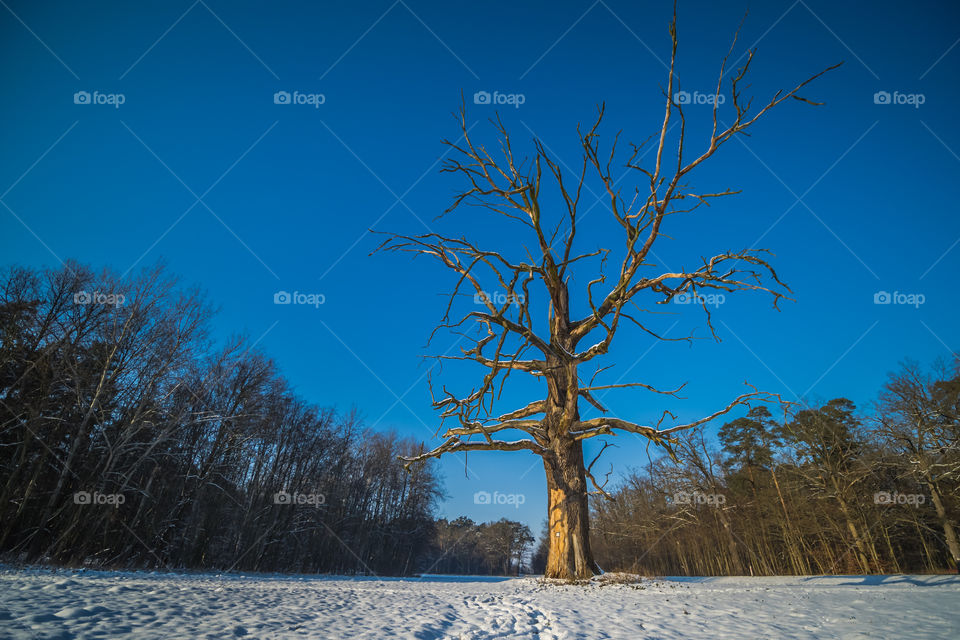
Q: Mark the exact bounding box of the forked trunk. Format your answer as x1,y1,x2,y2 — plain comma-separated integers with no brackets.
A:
543,437,599,579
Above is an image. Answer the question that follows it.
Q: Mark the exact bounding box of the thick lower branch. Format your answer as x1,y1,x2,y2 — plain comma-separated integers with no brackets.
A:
400,435,547,468
443,419,544,438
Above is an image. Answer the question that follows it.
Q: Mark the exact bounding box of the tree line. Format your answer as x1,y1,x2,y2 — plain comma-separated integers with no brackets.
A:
589,363,960,575
0,262,454,574
424,517,534,576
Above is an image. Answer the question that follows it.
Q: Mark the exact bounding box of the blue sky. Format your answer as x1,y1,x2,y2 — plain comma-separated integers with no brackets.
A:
2,0,959,533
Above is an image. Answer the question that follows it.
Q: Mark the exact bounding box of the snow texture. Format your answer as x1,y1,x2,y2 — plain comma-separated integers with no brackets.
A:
0,567,957,639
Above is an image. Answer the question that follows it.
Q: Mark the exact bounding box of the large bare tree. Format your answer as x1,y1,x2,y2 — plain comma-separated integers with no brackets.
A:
381,8,839,579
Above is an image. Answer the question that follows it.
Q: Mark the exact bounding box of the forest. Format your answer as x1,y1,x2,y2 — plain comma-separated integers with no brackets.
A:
581,382,960,575
0,262,441,574
1,263,957,576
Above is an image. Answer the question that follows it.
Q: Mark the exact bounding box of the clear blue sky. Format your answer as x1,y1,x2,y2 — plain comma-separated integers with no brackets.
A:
2,0,959,533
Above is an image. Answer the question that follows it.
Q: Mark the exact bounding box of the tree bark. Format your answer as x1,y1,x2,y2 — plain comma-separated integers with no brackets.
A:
832,484,871,573
543,438,599,579
925,478,960,572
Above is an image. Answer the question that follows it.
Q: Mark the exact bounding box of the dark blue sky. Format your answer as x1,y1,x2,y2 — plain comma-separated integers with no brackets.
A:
2,0,959,532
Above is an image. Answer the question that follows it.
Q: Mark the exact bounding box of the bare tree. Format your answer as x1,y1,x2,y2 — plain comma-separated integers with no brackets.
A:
878,359,960,572
380,6,839,579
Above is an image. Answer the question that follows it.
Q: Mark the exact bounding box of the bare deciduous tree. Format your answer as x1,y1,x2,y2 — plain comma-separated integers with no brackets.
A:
380,7,839,579
878,360,960,572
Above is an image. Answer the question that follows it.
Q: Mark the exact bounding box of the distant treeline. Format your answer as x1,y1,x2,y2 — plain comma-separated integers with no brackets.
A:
0,262,451,574
588,366,960,575
423,517,534,576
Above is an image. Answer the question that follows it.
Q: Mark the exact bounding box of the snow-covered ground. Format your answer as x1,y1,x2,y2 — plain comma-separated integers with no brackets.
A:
1,567,958,639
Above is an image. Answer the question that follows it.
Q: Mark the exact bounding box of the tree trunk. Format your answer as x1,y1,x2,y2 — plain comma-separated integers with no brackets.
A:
830,477,871,573
543,437,599,579
540,298,600,582
925,478,960,572
715,506,744,574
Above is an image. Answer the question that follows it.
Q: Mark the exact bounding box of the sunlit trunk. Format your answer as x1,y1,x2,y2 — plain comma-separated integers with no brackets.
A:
543,438,598,579
925,478,960,572
541,343,600,580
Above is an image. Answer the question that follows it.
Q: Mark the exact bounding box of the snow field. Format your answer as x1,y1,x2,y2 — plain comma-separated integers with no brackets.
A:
0,568,958,639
